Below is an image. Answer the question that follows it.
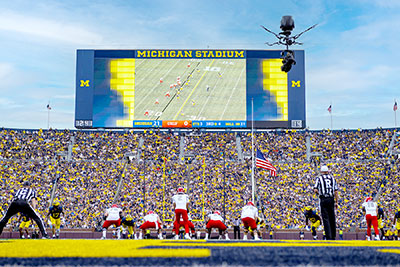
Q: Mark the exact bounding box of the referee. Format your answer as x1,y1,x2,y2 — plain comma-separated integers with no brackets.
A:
233,217,241,239
0,181,48,238
313,165,338,240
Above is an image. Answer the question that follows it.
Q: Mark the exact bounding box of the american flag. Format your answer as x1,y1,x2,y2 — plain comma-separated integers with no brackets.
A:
256,149,276,176
394,101,398,112
47,104,51,110
327,105,332,113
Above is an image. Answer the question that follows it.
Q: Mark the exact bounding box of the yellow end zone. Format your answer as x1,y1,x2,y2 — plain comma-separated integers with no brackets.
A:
163,240,400,248
378,249,400,254
1,240,400,258
0,240,210,258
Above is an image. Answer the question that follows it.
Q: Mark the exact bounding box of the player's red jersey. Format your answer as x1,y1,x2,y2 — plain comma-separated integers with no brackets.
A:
241,204,258,230
173,216,195,234
103,219,121,229
140,213,161,230
206,213,227,231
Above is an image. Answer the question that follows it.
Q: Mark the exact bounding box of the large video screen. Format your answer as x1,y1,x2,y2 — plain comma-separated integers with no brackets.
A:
75,50,305,129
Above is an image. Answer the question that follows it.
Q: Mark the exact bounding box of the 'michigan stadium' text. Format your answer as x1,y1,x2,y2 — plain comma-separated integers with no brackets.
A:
136,50,245,58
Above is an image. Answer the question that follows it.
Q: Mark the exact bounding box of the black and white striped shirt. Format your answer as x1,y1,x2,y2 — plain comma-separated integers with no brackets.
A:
314,174,338,198
14,188,36,202
233,218,241,227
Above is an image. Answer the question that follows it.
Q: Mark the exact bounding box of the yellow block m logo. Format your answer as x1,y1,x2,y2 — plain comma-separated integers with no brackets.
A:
291,80,301,87
80,80,90,87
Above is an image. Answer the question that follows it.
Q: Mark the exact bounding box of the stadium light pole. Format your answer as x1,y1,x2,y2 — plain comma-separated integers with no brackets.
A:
185,157,190,194
113,153,135,204
49,151,67,208
183,154,194,194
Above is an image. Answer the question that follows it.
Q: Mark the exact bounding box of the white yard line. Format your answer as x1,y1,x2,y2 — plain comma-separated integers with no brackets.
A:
135,59,182,111
174,59,215,120
135,58,146,68
134,59,163,85
196,70,223,119
219,64,246,120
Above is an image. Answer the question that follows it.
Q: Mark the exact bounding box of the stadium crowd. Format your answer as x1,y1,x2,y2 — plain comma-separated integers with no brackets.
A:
0,128,399,232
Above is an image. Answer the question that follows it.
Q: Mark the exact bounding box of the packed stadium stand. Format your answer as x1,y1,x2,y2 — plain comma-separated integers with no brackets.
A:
0,128,399,233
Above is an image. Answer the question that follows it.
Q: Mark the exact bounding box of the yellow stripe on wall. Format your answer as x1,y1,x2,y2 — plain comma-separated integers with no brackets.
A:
262,59,288,121
110,59,136,127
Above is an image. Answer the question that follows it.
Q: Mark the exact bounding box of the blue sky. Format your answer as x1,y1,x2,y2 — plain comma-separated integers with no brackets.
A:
0,0,399,130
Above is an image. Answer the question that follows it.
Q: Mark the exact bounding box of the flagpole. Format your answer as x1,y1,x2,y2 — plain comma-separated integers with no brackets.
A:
395,99,397,128
47,106,50,130
251,98,255,204
330,101,333,130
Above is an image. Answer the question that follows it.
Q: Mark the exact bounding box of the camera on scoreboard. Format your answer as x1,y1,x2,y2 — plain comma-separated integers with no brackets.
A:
280,15,295,34
281,50,296,73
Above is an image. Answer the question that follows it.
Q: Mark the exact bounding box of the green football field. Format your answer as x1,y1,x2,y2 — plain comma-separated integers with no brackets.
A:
134,58,246,121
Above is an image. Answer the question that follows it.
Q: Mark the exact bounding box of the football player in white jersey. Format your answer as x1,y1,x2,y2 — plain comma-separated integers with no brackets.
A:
362,197,380,240
241,202,259,240
205,211,230,240
138,211,163,239
102,204,123,239
172,187,190,239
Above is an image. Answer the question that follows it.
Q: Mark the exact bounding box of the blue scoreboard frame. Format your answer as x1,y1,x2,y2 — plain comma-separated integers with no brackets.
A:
75,49,306,129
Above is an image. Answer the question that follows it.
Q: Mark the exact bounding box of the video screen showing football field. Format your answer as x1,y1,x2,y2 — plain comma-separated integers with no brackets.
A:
134,58,246,121
93,57,246,127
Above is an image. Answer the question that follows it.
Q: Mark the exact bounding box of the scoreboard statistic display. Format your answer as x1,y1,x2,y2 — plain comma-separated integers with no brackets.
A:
75,49,305,129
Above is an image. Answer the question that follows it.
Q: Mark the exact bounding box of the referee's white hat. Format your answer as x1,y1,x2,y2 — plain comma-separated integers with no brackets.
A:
320,165,329,172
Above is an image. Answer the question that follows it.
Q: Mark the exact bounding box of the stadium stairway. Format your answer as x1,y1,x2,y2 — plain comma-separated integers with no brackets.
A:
236,134,244,162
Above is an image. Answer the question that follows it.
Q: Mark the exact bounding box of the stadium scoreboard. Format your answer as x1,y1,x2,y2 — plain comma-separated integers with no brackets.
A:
75,49,306,129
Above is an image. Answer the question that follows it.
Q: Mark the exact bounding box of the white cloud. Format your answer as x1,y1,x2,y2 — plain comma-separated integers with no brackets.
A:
366,0,400,8
0,10,103,45
0,62,30,92
53,95,75,100
340,19,400,47
308,62,398,95
0,97,23,109
0,63,14,80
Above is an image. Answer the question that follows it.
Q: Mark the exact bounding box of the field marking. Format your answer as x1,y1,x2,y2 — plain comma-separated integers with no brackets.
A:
135,59,163,85
378,249,400,254
154,60,203,120
2,239,400,258
173,59,216,120
135,59,182,111
160,240,400,247
195,66,223,119
0,240,210,258
219,64,246,120
134,58,146,69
